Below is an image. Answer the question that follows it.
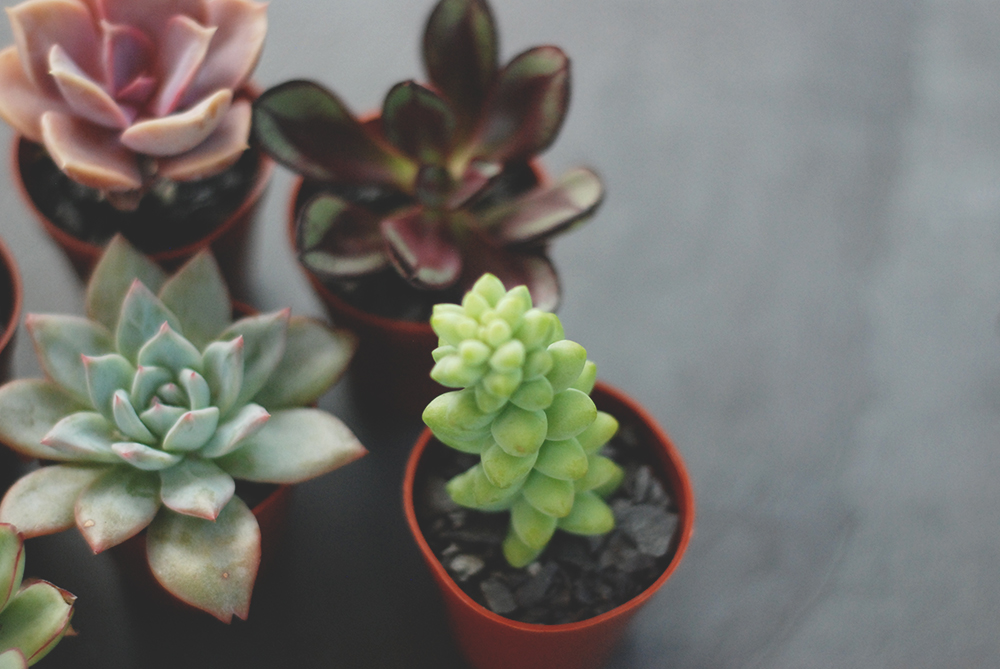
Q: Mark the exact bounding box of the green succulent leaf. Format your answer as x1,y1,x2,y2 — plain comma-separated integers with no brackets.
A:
161,407,220,453
488,167,604,245
253,79,414,187
146,497,259,623
111,391,155,443
85,235,167,332
422,0,497,134
178,370,211,411
159,459,235,521
116,282,182,365
575,455,624,497
136,324,202,374
571,360,598,395
0,581,75,665
297,194,389,280
199,404,270,459
252,317,356,410
0,649,27,669
0,465,106,538
139,402,187,439
491,404,547,457
510,496,557,550
557,491,615,536
446,464,518,510
83,354,135,421
0,525,25,611
481,440,536,489
0,380,87,461
111,442,183,471
423,388,496,434
472,45,569,162
219,310,289,408
26,315,115,404
545,340,587,394
508,376,553,411
533,438,588,481
157,251,230,350
522,470,574,518
41,412,119,462
215,409,366,484
382,81,456,165
130,366,172,409
75,467,159,553
201,338,244,417
501,528,542,568
576,410,619,454
545,389,596,441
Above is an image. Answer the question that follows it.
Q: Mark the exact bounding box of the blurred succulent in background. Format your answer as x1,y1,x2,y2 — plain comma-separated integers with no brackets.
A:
0,237,365,622
0,0,267,209
0,523,75,667
253,0,602,311
423,274,624,567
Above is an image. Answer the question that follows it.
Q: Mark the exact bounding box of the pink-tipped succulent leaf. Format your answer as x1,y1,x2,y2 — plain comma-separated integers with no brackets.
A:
0,0,266,199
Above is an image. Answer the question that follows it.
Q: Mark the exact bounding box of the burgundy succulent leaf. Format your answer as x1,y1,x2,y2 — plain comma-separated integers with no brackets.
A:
253,79,414,187
297,192,390,279
382,81,456,166
382,209,463,290
422,0,497,137
488,167,604,245
472,46,571,163
459,233,561,312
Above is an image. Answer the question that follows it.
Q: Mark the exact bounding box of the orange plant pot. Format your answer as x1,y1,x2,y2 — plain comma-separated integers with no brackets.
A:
403,381,695,669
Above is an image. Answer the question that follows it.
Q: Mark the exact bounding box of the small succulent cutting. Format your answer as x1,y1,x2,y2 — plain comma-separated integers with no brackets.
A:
423,274,624,567
253,0,603,311
0,523,76,667
0,236,365,622
0,0,267,209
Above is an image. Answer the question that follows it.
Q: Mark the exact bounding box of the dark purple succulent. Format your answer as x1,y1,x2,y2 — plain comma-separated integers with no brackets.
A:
252,0,603,311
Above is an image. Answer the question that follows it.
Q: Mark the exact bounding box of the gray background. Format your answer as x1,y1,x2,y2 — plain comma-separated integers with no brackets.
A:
1,0,998,666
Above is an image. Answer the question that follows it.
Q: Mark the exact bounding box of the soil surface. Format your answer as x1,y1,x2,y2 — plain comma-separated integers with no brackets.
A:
413,417,681,625
19,140,260,255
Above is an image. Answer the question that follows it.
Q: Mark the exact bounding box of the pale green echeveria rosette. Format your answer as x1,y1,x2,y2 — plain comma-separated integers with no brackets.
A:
0,523,75,667
0,236,365,622
423,273,624,567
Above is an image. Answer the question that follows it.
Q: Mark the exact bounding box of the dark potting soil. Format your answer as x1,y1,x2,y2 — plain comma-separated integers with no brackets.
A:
414,419,681,625
19,139,260,254
294,161,543,323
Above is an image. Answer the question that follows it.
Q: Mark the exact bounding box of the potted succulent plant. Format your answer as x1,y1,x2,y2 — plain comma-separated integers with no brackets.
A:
0,523,76,667
0,236,366,622
0,0,273,279
252,0,604,417
403,274,694,669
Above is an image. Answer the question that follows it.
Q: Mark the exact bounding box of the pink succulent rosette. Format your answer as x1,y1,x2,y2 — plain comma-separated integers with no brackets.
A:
0,0,266,196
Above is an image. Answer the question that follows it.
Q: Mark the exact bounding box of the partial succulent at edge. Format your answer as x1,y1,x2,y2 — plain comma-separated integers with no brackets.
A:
0,523,75,668
423,274,624,567
0,236,365,622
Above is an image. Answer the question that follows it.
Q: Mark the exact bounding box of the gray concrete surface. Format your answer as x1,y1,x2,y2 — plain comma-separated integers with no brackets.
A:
0,0,997,666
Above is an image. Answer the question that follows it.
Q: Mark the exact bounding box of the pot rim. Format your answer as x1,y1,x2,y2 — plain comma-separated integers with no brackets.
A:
402,380,695,633
10,84,274,268
0,235,23,355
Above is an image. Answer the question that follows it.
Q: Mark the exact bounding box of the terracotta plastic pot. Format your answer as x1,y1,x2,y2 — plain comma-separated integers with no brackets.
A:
0,235,22,382
11,88,274,287
287,177,443,420
111,483,292,621
403,381,695,669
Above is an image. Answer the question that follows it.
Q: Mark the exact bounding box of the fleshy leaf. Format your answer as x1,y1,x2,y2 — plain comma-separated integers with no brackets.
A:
0,465,106,538
26,314,115,404
576,410,618,454
570,360,598,395
297,193,389,280
121,89,232,157
0,380,88,461
178,370,211,410
102,21,155,98
382,81,456,164
489,167,604,245
158,459,235,521
75,467,159,552
0,581,75,665
252,79,414,186
158,99,252,182
575,455,624,496
41,412,119,462
201,337,244,418
491,405,547,457
146,496,259,622
157,251,231,349
522,470,575,518
150,14,215,117
40,111,143,191
0,525,24,611
510,496,557,550
139,401,187,438
458,236,560,312
422,0,497,133
199,403,269,459
86,236,167,332
218,310,289,407
545,340,588,394
111,390,155,443
481,441,536,489
182,0,267,107
382,210,463,290
83,353,135,420
0,649,27,669
502,528,542,568
557,492,615,536
111,442,182,471
533,438,588,481
472,46,570,162
252,318,356,410
49,44,130,129
116,282,183,364
215,409,366,484
160,407,220,453
6,0,99,94
544,389,596,441
130,366,172,410
0,46,66,142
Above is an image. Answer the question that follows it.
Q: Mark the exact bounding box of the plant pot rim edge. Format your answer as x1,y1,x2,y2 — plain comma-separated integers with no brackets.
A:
0,234,23,355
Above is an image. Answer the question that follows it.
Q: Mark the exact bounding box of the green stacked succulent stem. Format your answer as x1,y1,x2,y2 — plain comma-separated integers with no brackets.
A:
423,274,624,567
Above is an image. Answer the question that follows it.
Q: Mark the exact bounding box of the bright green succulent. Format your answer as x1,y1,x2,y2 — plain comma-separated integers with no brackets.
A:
0,523,75,667
423,274,624,567
0,236,366,622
